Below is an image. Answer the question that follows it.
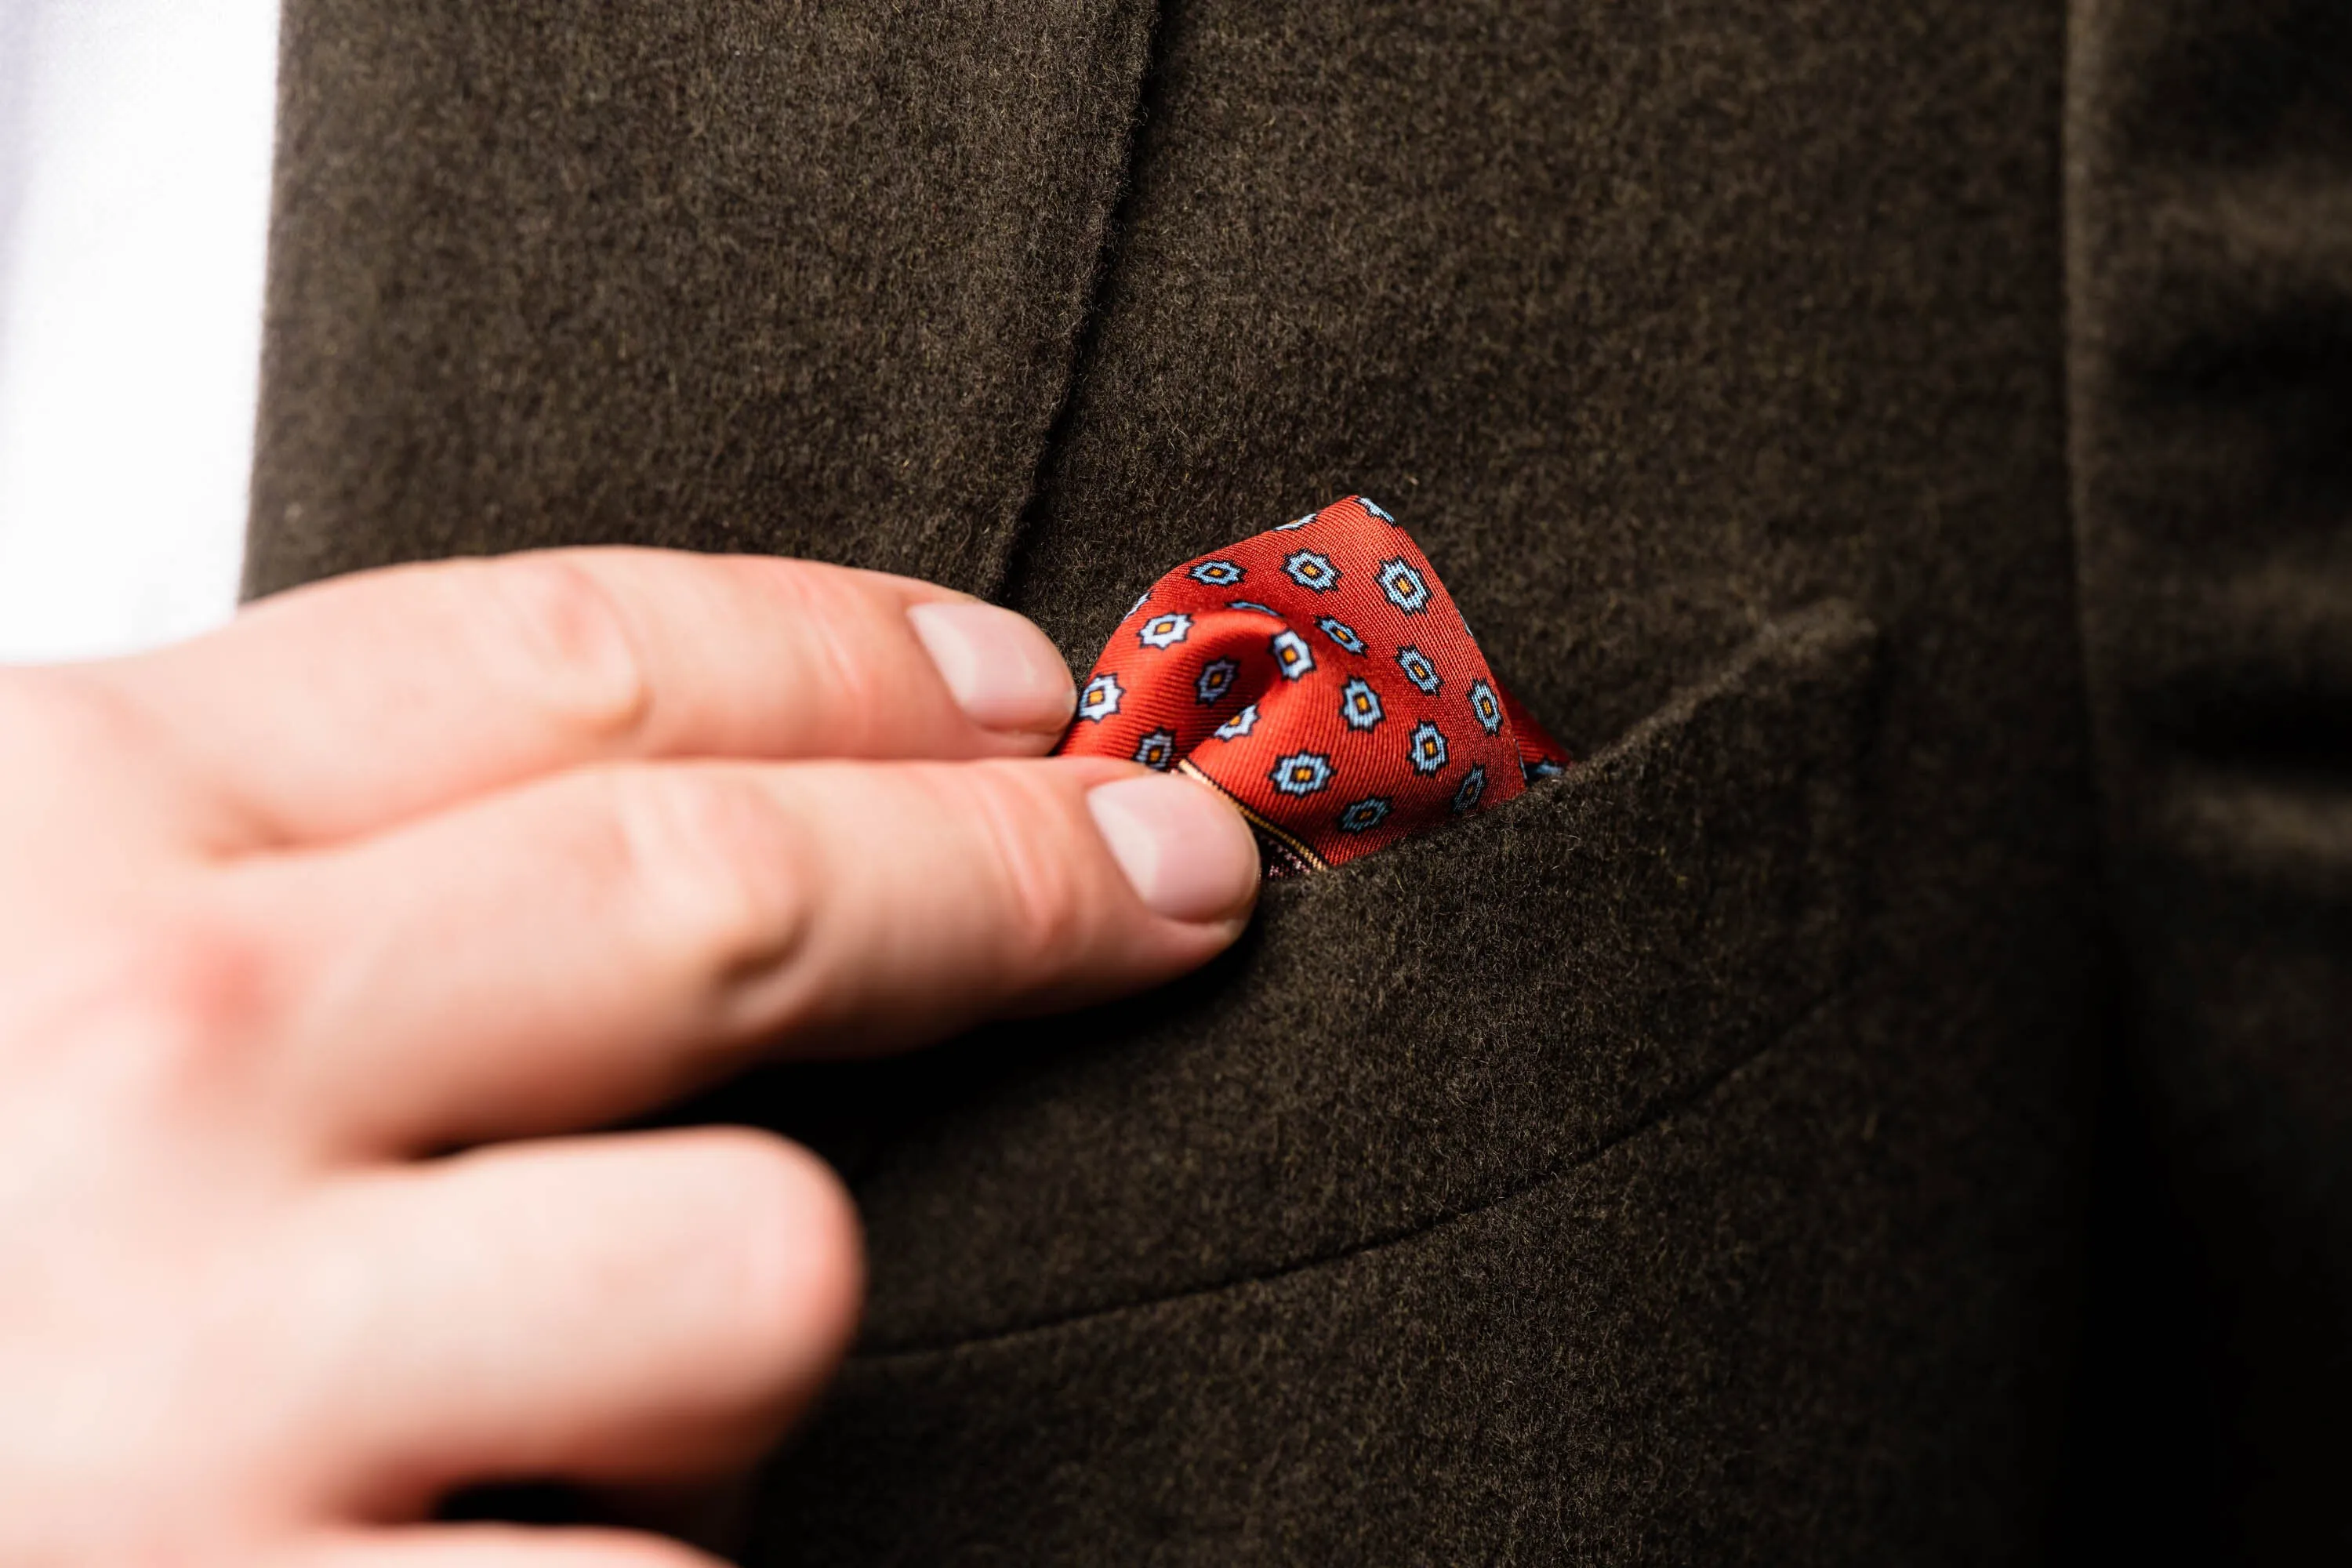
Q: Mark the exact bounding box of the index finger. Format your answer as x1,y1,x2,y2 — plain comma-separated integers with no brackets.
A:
87,550,1077,848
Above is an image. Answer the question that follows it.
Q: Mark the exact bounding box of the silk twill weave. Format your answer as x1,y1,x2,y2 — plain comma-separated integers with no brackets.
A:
1054,497,1570,874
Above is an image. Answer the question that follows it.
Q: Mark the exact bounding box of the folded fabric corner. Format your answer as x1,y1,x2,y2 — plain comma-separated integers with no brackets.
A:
1054,495,1571,877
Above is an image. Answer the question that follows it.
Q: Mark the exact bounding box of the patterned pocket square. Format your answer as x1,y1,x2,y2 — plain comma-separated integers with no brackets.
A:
1054,495,1570,876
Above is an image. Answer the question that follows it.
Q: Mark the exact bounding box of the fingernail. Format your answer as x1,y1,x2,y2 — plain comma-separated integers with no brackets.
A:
907,601,1076,735
1087,773,1261,924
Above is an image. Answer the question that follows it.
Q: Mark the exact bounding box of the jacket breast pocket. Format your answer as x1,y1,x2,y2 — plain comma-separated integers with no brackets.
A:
773,600,1882,1352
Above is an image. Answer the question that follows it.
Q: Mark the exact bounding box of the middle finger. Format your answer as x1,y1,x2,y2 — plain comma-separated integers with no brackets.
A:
237,755,1258,1153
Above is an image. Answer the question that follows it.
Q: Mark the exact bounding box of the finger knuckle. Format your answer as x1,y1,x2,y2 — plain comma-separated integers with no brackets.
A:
476,554,653,743
0,667,142,768
601,769,813,982
775,568,893,746
81,902,286,1097
962,765,1097,964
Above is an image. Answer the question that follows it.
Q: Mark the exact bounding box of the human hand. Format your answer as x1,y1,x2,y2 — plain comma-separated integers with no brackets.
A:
0,550,1258,1566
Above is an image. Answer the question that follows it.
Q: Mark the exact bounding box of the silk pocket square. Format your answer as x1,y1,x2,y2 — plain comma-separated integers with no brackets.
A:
1054,495,1570,876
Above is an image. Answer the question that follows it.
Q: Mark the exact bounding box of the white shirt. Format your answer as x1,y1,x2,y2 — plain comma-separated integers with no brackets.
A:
0,0,280,663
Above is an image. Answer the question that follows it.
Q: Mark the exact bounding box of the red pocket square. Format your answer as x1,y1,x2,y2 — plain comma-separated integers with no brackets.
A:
1054,495,1570,877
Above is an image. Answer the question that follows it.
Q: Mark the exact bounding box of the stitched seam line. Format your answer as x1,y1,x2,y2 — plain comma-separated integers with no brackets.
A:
857,988,1842,1362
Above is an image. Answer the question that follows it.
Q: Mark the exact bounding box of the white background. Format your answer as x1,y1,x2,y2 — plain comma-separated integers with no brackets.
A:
0,0,280,663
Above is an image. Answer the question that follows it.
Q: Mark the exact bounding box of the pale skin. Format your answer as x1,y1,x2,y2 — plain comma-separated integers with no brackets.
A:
0,549,1260,1566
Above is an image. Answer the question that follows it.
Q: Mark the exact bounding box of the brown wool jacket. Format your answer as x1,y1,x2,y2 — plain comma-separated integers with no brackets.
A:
244,0,2350,1560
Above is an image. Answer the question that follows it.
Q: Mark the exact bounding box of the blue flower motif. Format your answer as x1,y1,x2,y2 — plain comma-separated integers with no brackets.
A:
1338,797,1392,833
1077,672,1124,722
1138,611,1192,650
1316,615,1366,653
1468,678,1504,735
1396,645,1441,695
1270,750,1334,797
1133,730,1178,771
1409,720,1450,775
1453,764,1487,815
1283,549,1342,593
1225,600,1280,617
1195,657,1240,705
1524,757,1566,783
1214,703,1259,741
1269,629,1316,681
1378,556,1430,614
1339,677,1385,731
1361,498,1396,523
1275,511,1319,532
1189,560,1246,586
1127,590,1151,618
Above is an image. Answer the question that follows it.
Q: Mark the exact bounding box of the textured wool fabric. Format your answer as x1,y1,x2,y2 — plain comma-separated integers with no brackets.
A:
2063,0,2352,1556
248,0,2109,1559
1054,495,1570,874
982,2,2097,1548
244,0,1158,597
764,602,1874,1354
757,1007,1918,1566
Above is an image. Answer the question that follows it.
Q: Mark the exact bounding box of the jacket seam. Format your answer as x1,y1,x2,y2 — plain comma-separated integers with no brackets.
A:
855,985,1843,1362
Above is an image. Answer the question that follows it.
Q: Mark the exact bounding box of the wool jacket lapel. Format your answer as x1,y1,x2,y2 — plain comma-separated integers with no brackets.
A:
247,0,1156,598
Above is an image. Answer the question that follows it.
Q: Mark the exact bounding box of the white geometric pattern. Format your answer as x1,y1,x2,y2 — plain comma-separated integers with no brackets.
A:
1269,628,1316,681
1270,750,1334,796
1453,764,1487,815
1396,645,1441,695
1283,549,1341,592
1316,615,1366,653
1077,672,1124,722
1138,611,1192,649
1468,678,1504,735
1377,556,1430,614
1409,720,1450,775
